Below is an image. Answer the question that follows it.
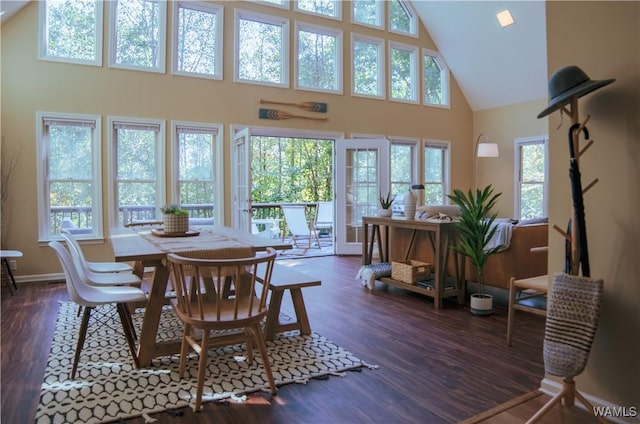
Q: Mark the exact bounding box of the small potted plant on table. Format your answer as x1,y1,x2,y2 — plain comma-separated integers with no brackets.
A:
378,191,393,217
161,204,189,234
448,185,502,315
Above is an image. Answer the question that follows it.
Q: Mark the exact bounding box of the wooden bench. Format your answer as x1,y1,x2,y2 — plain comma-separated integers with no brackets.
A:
262,263,321,341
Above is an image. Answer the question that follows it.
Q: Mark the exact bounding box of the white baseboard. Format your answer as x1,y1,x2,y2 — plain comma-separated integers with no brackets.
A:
540,378,639,423
13,273,65,285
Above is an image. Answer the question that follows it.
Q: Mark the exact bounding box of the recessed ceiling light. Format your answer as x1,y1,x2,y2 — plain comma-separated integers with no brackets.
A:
496,9,514,28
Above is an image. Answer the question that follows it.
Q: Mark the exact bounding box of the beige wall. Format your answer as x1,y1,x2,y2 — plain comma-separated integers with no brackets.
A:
1,1,473,277
473,99,549,217
545,1,639,409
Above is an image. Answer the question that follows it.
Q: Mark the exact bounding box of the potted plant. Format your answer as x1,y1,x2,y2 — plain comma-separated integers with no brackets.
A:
378,191,393,217
160,204,189,234
448,185,502,315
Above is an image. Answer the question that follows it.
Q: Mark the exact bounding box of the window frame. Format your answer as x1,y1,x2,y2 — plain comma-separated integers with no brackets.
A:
39,0,103,67
423,140,451,206
422,48,450,109
351,32,385,99
170,121,224,226
107,116,166,229
294,0,342,21
388,41,419,104
172,1,224,80
234,9,290,88
351,0,384,30
36,111,103,242
295,21,343,94
514,135,549,220
388,0,418,38
108,0,167,73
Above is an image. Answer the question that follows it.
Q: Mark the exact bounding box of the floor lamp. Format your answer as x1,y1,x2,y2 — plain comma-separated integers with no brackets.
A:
474,133,499,190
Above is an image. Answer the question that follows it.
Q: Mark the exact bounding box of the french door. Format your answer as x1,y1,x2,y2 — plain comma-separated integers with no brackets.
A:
232,128,252,233
335,139,390,255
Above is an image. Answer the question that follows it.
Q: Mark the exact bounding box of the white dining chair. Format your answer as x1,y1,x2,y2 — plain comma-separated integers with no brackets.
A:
49,241,147,379
281,205,320,252
61,229,133,274
61,230,140,287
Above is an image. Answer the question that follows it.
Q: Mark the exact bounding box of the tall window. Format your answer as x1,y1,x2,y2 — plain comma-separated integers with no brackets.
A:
351,0,383,29
36,112,102,241
235,10,289,87
351,33,385,98
389,41,418,103
109,0,167,72
171,122,222,224
424,142,449,205
173,1,223,79
295,0,341,20
423,49,449,108
516,136,548,220
296,23,342,93
390,139,417,198
108,117,166,227
388,0,417,37
39,0,103,66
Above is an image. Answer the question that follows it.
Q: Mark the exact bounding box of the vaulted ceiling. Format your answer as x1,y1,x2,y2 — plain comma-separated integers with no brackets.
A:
1,1,548,112
412,1,548,111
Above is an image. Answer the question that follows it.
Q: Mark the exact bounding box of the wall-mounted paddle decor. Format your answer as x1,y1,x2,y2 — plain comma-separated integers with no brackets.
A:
259,108,328,121
260,99,328,113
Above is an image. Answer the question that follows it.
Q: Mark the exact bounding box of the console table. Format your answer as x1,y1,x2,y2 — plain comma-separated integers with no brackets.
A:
362,216,465,309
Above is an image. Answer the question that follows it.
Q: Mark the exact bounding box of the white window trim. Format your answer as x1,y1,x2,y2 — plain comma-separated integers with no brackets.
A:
422,48,450,109
250,0,290,10
351,0,385,30
108,0,167,73
238,125,344,141
294,0,342,21
388,0,418,38
351,33,385,99
514,135,549,220
423,139,451,205
294,21,344,94
170,121,224,226
36,111,103,242
388,41,419,104
389,135,420,185
38,0,103,67
172,1,224,80
107,116,166,230
234,9,290,88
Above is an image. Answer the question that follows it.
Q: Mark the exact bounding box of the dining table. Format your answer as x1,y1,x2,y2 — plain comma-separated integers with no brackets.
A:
110,225,292,368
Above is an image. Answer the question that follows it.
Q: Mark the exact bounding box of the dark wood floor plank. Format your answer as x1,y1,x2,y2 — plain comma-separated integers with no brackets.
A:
1,255,594,424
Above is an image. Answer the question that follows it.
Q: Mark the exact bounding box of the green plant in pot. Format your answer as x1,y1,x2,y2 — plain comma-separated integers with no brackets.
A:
448,185,502,315
378,191,393,217
160,204,189,234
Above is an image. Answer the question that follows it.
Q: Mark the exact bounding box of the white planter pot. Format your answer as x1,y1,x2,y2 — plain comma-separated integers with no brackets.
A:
470,293,493,316
163,213,189,234
378,208,392,217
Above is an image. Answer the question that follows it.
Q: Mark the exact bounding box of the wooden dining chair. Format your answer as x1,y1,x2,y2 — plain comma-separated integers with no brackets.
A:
166,246,277,411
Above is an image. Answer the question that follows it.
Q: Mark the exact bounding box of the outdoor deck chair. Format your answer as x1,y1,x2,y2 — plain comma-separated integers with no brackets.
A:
280,205,320,252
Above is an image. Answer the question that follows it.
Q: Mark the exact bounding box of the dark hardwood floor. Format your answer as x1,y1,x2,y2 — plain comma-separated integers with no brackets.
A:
1,255,595,423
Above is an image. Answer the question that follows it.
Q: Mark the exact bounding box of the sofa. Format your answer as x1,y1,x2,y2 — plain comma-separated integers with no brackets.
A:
402,206,548,290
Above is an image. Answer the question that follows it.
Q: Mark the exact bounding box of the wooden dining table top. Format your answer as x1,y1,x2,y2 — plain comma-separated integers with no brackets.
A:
110,225,293,262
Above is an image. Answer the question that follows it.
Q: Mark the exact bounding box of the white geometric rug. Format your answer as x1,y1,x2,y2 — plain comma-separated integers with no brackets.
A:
35,302,374,423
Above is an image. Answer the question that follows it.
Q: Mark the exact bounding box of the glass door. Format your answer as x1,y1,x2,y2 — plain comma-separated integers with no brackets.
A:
232,128,252,233
335,139,390,255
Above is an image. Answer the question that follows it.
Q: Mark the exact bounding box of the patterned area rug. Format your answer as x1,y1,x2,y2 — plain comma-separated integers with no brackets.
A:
35,302,373,423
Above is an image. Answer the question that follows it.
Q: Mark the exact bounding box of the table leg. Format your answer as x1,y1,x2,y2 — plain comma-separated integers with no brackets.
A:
290,288,312,336
136,260,170,368
264,289,285,341
434,229,442,310
363,222,370,265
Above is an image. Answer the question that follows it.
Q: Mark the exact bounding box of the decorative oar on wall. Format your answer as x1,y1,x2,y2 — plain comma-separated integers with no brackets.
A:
260,99,327,113
259,108,328,122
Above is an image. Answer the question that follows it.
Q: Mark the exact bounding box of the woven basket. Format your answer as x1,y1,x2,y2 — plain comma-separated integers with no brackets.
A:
392,260,430,284
163,214,189,234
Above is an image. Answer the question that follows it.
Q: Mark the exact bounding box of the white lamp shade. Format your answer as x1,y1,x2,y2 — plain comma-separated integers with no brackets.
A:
477,143,499,157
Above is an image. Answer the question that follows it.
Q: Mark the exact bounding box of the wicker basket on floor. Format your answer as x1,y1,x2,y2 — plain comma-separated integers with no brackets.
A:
392,260,431,284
